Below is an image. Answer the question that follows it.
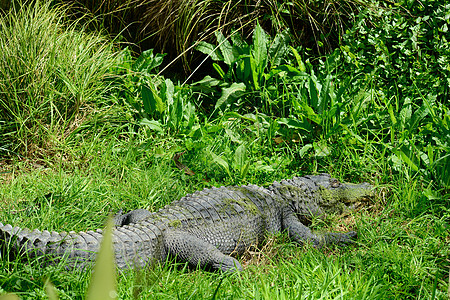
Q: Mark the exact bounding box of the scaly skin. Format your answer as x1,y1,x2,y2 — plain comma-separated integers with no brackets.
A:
0,174,373,272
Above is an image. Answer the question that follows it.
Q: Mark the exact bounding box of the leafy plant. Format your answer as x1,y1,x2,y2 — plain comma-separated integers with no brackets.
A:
113,48,198,135
209,143,251,182
197,23,291,91
195,22,291,112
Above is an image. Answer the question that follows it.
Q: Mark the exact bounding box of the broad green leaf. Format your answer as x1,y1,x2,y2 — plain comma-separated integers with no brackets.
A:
273,64,303,76
320,74,333,115
252,22,268,74
308,77,319,110
140,118,164,132
184,101,196,129
233,144,250,178
234,144,247,170
210,151,231,178
169,93,181,130
141,84,165,115
409,104,429,132
141,85,154,114
399,98,412,130
240,162,250,179
388,103,397,125
195,41,222,61
192,76,221,88
389,153,403,171
163,79,175,106
299,144,313,158
236,59,246,82
255,161,275,172
394,148,419,171
249,56,260,90
132,49,165,73
422,188,440,201
277,117,312,133
290,46,306,72
86,217,117,300
313,141,330,157
269,29,290,66
238,56,252,83
215,31,236,66
301,101,322,125
215,82,246,109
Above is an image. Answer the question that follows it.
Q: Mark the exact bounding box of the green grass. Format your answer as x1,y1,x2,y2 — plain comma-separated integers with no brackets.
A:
0,0,449,299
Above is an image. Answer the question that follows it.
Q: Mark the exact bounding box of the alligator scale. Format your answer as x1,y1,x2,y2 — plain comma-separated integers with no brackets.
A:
0,174,373,272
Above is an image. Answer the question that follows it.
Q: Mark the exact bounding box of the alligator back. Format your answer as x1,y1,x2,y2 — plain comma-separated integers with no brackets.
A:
152,184,282,256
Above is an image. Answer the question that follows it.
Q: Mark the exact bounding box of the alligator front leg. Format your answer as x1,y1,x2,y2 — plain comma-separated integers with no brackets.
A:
282,211,357,247
163,230,243,272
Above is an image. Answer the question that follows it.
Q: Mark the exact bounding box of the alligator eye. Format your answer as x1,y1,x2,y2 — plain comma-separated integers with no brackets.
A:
330,179,340,188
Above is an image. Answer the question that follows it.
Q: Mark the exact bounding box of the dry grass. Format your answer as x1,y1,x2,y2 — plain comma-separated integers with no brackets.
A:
240,235,286,269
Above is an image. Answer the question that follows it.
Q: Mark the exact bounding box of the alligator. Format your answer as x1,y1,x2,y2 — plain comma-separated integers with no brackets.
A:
0,174,373,272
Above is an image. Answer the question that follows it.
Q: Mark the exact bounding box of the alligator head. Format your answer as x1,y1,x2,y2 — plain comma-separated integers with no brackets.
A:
305,173,374,214
271,173,374,217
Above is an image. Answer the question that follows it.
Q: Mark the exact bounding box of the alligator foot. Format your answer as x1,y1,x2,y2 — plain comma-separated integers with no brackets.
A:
164,230,243,272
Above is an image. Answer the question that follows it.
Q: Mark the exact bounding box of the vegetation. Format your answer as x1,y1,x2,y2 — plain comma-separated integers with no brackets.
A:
0,0,448,299
60,0,370,71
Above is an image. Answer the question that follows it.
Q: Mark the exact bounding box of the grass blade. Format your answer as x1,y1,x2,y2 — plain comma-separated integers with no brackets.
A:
86,217,117,300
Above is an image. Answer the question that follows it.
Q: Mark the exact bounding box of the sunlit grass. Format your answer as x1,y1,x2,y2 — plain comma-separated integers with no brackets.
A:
0,127,448,298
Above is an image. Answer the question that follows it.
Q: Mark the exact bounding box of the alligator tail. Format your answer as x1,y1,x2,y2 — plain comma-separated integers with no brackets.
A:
0,222,103,269
0,221,165,270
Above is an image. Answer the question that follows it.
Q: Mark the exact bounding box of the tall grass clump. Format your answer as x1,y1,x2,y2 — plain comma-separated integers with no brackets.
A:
0,0,121,157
